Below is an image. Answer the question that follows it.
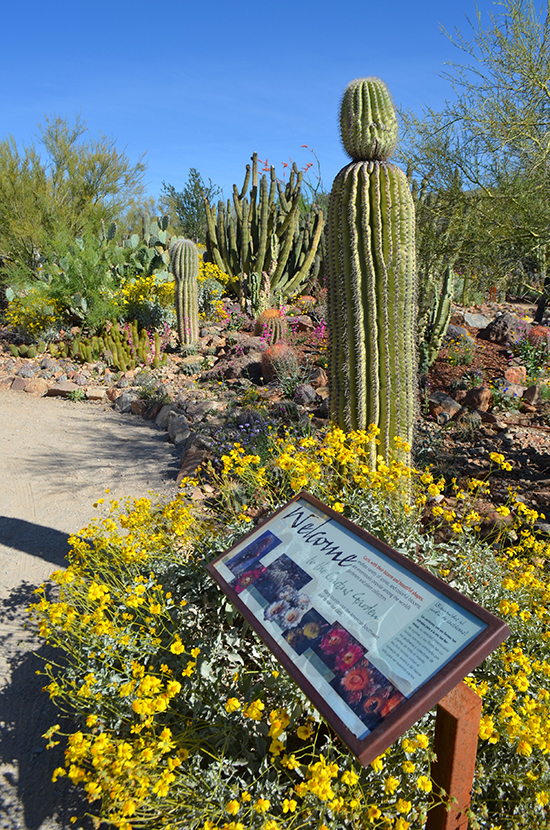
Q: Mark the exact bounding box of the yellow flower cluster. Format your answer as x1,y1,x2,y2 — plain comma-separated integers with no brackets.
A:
5,291,62,337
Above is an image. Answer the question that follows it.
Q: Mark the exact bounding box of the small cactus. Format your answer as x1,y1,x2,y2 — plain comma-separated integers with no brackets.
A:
254,308,288,344
261,341,299,382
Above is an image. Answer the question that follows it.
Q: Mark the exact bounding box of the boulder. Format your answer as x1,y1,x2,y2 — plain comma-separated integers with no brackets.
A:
461,386,493,412
11,377,29,392
504,365,527,385
167,412,190,445
114,391,139,413
155,404,185,430
24,378,49,397
47,380,80,397
86,387,107,401
463,311,492,329
428,391,463,422
478,312,525,345
522,384,542,406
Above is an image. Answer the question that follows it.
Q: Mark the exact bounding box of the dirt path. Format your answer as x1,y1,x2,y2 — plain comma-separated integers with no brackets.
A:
0,390,181,829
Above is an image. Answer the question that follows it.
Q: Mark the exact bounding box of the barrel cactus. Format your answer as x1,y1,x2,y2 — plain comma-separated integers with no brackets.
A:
170,238,199,347
326,77,417,465
254,308,288,344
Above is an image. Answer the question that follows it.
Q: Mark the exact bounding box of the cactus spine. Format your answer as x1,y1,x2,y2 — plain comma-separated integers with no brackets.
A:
170,238,199,347
326,77,417,465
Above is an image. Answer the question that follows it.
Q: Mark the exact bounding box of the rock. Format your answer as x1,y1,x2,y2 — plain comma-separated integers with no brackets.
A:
315,386,330,400
117,378,130,388
477,410,506,427
11,377,29,392
522,384,542,405
504,365,527,385
461,386,493,412
445,324,475,345
17,366,36,379
47,380,80,397
200,352,263,383
130,398,148,415
428,391,463,422
478,312,525,345
106,387,121,402
167,412,190,445
501,382,526,399
453,390,468,404
293,384,317,405
308,366,328,388
114,391,139,413
176,443,206,485
23,378,48,397
463,311,492,329
185,400,222,420
40,357,57,371
155,404,185,430
0,375,15,388
520,402,537,413
86,387,107,401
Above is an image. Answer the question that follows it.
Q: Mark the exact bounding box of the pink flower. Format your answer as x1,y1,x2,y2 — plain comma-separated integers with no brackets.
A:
335,643,364,673
320,627,350,655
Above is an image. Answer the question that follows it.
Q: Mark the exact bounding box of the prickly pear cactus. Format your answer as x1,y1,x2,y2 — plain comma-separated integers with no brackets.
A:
327,77,417,465
170,238,199,347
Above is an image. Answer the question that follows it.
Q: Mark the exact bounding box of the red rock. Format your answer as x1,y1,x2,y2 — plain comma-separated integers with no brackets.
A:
177,445,206,485
86,387,107,401
504,366,527,385
106,387,121,402
11,377,29,391
0,375,15,388
24,378,48,396
130,398,148,415
309,366,328,388
520,402,537,413
461,386,493,411
47,380,80,397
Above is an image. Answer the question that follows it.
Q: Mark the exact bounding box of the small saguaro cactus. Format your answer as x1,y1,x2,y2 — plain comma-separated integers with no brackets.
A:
170,238,200,347
326,77,417,465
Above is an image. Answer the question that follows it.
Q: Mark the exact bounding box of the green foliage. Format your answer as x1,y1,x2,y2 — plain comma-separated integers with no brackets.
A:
0,114,146,288
339,77,398,162
326,78,417,466
160,168,221,244
204,153,324,302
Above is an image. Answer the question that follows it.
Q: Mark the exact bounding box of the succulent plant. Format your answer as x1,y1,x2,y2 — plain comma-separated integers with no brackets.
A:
261,341,299,383
326,77,417,465
254,308,288,344
170,238,199,347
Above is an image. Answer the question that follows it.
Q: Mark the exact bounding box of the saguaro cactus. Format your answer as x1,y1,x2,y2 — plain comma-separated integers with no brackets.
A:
326,77,417,464
170,238,199,346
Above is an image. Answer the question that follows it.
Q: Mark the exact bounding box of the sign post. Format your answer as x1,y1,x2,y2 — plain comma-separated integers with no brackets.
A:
426,682,483,830
206,492,509,813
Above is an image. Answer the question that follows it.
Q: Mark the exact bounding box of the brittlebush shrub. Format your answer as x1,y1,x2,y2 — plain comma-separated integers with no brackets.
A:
30,427,550,830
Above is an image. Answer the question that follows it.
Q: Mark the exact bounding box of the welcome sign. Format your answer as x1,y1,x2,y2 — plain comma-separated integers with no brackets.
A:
207,492,509,765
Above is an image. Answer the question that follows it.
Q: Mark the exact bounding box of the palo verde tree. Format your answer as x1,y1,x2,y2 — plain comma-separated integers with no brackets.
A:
399,0,550,315
0,114,147,288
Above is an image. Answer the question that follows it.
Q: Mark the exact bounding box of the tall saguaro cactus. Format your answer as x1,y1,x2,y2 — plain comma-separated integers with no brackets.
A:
326,77,417,465
170,238,199,347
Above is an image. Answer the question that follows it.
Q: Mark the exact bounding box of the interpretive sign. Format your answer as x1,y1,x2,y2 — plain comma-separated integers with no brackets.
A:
206,492,510,766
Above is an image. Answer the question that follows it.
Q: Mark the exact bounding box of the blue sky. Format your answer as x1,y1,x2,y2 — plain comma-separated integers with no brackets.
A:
2,0,502,204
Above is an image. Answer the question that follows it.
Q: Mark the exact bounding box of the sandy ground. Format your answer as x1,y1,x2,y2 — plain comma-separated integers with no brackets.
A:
0,389,181,829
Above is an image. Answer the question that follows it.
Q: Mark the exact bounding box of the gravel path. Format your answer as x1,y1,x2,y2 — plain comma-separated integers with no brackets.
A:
0,390,181,829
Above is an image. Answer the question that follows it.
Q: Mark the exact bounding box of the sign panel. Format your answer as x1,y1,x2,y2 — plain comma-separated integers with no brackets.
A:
206,492,510,765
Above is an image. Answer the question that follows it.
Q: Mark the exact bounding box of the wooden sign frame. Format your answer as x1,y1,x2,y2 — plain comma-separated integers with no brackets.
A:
206,492,510,766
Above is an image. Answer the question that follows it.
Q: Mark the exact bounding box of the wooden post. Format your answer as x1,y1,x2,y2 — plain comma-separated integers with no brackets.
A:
425,682,482,830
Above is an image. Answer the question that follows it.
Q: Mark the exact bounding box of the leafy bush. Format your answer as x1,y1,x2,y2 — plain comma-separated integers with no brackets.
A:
30,427,550,830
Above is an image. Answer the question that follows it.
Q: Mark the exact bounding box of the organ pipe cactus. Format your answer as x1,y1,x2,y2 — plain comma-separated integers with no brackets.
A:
170,238,199,346
326,77,417,465
204,153,324,301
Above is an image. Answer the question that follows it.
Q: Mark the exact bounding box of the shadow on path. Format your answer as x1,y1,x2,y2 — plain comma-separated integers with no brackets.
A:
0,518,71,569
0,583,92,830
